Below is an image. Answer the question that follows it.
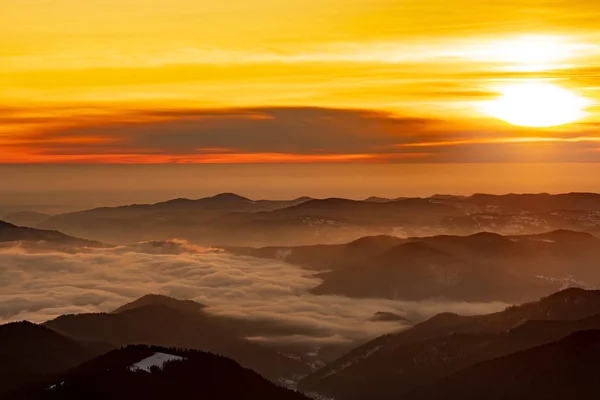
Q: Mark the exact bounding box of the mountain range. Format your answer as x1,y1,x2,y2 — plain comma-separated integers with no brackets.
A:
5,192,598,246
5,192,600,397
1,211,51,228
0,322,103,394
5,212,600,306
0,220,102,248
233,229,600,303
8,345,309,400
44,295,309,383
4,289,600,398
299,288,600,399
403,329,600,400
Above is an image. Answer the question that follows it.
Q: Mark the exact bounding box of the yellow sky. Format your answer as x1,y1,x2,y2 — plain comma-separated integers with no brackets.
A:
2,0,600,163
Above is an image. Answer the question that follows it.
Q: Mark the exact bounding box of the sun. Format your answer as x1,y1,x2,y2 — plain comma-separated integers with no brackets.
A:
481,82,590,128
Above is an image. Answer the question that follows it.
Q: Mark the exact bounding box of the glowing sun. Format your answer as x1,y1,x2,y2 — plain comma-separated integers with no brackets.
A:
482,82,590,127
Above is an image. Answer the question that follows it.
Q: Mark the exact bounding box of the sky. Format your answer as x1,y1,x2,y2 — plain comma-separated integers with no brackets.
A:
2,1,600,200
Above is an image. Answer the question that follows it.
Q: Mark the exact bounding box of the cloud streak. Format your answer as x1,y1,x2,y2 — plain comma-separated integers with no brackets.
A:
3,1,600,165
4,106,600,163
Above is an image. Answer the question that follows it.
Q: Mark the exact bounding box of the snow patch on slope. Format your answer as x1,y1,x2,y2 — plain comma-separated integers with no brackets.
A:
128,352,186,373
46,382,64,390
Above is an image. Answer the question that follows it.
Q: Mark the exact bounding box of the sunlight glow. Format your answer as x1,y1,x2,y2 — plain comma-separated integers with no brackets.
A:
488,36,570,64
481,82,591,128
470,35,595,65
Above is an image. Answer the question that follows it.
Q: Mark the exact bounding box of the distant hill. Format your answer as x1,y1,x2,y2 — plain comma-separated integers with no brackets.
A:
363,196,394,203
265,197,463,226
1,211,51,228
370,312,411,323
229,235,406,271
44,296,309,382
10,345,310,400
234,230,600,303
37,192,600,246
468,192,600,213
299,288,600,400
0,220,102,247
39,193,315,244
586,226,600,238
112,294,207,314
404,330,600,400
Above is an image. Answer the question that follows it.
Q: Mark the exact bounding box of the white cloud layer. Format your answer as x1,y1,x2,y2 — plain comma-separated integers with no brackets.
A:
0,240,509,344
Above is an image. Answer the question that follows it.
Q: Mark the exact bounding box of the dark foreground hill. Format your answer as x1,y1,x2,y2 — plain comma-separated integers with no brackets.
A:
9,345,310,400
404,330,600,400
44,296,309,382
0,322,102,394
299,288,600,400
0,295,310,395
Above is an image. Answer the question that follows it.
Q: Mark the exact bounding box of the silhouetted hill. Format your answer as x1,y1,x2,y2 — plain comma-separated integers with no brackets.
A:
1,212,51,228
469,192,600,213
405,330,600,400
299,289,600,400
35,193,600,245
230,235,405,271
267,197,463,225
370,312,411,323
230,230,600,304
0,322,100,394
0,354,38,397
44,302,309,382
0,321,95,374
284,230,600,302
310,239,512,301
587,226,600,238
113,295,341,361
363,196,393,203
112,294,207,314
201,211,378,247
39,194,314,244
10,345,310,400
0,221,101,246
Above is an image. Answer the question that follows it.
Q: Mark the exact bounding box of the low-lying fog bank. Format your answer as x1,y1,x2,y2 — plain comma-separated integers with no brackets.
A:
0,240,509,346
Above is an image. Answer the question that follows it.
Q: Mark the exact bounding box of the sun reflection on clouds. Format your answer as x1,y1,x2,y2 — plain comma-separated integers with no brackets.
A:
480,36,588,64
446,35,599,72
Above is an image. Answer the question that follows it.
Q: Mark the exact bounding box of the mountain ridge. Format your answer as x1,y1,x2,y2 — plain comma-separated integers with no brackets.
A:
0,220,104,247
36,192,600,246
44,300,309,382
299,288,600,400
9,345,310,400
404,329,600,400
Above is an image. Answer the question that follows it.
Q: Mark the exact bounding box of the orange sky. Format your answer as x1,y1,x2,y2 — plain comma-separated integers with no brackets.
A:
3,0,600,163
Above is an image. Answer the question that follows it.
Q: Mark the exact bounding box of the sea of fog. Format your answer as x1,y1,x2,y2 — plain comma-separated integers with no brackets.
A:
0,240,509,345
